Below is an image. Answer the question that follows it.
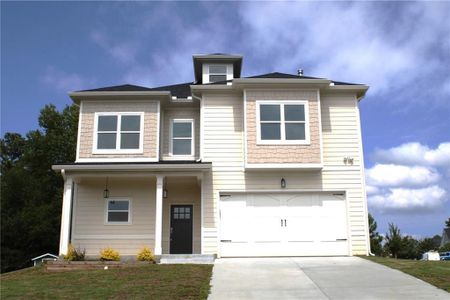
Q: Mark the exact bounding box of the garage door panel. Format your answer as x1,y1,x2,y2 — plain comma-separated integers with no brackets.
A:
220,197,249,242
219,192,349,257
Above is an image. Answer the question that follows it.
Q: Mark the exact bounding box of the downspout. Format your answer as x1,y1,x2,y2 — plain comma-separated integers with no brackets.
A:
192,92,203,162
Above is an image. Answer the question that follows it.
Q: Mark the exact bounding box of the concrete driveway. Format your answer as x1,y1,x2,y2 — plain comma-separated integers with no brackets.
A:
208,257,449,300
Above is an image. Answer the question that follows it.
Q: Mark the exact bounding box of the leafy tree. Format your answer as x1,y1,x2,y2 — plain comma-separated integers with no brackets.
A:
439,243,450,252
398,236,419,259
417,237,439,256
385,223,402,258
446,218,450,228
1,104,78,272
368,213,383,256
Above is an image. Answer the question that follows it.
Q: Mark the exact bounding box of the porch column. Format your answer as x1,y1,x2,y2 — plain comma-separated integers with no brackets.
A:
59,176,73,256
154,175,164,255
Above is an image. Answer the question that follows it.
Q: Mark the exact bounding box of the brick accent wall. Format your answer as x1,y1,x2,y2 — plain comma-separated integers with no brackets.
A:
246,90,321,164
78,101,159,159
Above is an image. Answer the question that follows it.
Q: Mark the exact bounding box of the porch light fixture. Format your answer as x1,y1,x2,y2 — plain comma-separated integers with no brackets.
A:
163,178,168,198
281,178,286,189
103,177,110,198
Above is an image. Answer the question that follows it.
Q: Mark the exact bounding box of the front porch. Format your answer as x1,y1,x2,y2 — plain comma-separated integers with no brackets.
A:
53,162,211,259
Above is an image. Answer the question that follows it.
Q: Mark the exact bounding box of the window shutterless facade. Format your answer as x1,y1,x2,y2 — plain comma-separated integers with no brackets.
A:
170,119,194,156
105,199,131,224
256,101,310,144
208,65,227,83
93,112,144,153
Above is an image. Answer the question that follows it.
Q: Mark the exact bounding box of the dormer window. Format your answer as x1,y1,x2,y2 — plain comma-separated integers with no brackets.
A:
209,65,227,83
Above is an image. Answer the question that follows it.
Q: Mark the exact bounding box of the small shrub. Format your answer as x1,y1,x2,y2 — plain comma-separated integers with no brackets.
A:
137,247,155,262
64,244,85,261
100,247,120,261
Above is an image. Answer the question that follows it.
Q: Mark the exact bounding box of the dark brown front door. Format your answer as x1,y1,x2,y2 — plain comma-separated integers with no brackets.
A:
170,205,193,254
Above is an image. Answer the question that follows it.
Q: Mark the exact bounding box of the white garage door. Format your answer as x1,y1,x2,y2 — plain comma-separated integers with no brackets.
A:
219,192,349,257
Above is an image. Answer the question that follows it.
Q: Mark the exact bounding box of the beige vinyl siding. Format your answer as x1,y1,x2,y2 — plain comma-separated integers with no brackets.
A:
162,177,201,254
201,91,369,256
78,100,159,159
245,90,321,164
71,177,156,256
161,109,200,159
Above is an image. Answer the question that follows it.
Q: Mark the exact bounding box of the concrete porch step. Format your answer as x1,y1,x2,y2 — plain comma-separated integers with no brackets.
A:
159,254,216,264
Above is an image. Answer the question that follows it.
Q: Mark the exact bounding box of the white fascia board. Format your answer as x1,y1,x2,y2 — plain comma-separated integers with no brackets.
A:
52,163,212,172
244,163,323,170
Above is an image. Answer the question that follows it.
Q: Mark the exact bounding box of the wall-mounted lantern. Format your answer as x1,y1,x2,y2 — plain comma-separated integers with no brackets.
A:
163,178,168,198
281,178,286,189
103,177,110,198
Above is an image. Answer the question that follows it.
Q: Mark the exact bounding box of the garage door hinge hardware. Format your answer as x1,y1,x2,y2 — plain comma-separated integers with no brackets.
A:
333,193,345,196
220,195,232,198
220,240,232,243
281,219,287,227
336,239,347,241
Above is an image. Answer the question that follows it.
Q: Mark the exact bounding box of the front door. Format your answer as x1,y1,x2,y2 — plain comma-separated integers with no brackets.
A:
170,205,193,254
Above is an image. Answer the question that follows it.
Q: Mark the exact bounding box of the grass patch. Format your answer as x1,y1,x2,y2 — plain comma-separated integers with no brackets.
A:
362,256,450,292
1,264,213,299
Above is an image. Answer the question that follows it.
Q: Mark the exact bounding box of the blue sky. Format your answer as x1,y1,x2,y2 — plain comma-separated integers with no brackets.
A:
2,2,449,238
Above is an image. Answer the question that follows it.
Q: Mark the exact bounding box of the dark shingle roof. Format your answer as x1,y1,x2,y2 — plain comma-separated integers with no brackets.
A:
76,72,361,96
78,84,153,92
246,72,361,85
150,82,193,98
246,72,325,80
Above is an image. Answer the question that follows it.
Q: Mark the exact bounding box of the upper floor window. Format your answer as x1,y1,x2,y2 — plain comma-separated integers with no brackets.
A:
257,101,310,145
94,112,144,153
171,119,194,156
209,65,227,83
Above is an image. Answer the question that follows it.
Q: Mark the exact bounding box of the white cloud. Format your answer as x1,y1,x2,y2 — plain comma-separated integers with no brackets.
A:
373,142,450,168
366,164,440,188
367,142,450,213
369,185,447,212
238,2,450,105
40,66,95,92
90,31,139,65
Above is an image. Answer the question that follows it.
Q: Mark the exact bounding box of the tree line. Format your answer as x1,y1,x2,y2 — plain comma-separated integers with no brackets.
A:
369,214,450,259
1,104,78,272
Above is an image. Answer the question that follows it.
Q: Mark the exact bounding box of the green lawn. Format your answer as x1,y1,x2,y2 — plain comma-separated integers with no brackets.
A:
362,256,450,292
1,264,213,299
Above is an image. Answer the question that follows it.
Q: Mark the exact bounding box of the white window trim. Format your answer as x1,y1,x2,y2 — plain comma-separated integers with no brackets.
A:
202,63,234,84
169,119,195,158
104,198,132,225
256,100,310,145
93,112,144,154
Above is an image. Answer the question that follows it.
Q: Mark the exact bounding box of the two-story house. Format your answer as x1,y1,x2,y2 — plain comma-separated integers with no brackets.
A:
53,53,370,258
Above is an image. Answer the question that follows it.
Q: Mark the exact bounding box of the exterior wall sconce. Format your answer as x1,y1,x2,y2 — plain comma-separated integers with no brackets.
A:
163,179,168,198
103,177,110,198
281,178,286,189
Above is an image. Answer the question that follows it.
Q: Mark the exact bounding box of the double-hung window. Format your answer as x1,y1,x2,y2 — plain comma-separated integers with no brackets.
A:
106,199,131,224
257,101,309,144
171,119,194,156
95,113,143,153
209,65,227,83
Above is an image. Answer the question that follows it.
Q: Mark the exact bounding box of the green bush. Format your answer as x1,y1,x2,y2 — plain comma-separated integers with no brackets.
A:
64,244,85,261
100,247,120,261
